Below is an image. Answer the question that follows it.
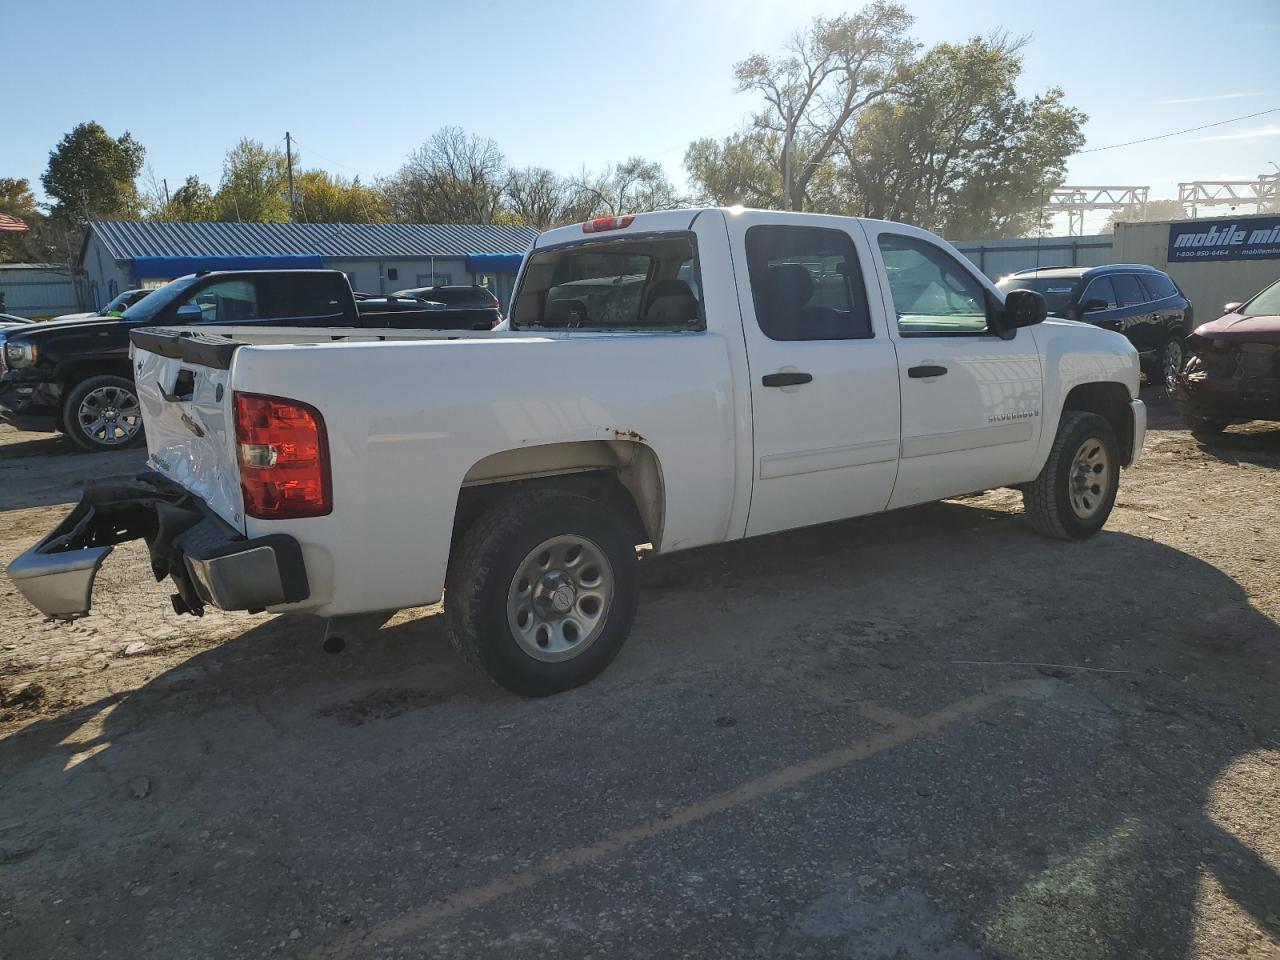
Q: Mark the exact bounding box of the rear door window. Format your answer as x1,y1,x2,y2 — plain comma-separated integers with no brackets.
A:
1112,274,1147,307
1081,276,1118,310
1138,272,1178,301
745,225,872,341
257,273,350,322
511,235,702,330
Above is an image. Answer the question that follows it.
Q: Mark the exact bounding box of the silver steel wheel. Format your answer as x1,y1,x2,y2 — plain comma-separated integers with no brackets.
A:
1162,338,1184,390
1068,437,1111,520
506,534,614,663
77,384,142,446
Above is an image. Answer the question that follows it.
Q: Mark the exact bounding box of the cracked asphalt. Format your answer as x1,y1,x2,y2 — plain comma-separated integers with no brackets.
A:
1,385,1278,959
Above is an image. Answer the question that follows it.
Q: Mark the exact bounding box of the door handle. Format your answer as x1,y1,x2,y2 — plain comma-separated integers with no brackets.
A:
907,364,948,379
762,372,813,387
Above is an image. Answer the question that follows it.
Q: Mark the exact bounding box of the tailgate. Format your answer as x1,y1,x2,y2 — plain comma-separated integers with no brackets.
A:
131,328,245,532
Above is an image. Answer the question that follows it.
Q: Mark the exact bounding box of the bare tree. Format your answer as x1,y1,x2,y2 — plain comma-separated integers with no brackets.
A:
504,166,585,229
383,127,506,223
569,158,684,219
734,2,917,210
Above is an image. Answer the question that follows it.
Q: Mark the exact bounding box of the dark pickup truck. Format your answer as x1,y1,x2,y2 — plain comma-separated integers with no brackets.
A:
0,269,500,452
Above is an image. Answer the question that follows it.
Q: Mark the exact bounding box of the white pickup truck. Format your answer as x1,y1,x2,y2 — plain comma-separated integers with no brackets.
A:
9,209,1145,695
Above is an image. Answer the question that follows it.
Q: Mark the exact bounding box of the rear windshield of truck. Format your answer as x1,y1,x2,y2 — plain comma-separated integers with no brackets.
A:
510,235,702,331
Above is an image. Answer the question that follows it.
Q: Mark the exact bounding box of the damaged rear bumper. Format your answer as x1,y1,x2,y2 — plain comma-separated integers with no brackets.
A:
6,474,309,620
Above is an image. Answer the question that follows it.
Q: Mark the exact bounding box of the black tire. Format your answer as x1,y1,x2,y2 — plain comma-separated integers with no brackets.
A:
1185,415,1228,438
1022,411,1120,541
444,488,638,697
62,375,145,452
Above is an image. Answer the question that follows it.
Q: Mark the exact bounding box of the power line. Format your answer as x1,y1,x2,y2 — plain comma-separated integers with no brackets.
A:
1074,106,1280,154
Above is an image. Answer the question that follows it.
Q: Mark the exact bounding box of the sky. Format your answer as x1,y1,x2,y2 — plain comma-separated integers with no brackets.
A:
4,0,1280,234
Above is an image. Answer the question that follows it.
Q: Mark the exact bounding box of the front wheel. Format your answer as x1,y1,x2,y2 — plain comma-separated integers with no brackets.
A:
1160,335,1186,392
62,375,145,452
1023,411,1120,541
445,488,638,696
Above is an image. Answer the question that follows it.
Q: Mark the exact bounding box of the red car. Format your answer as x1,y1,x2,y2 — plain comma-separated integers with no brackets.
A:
1172,277,1280,435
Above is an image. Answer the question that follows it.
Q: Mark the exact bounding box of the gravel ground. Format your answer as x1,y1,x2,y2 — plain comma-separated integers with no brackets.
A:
1,386,1277,959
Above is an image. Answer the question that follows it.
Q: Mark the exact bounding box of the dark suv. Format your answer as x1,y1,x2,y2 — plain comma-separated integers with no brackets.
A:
996,264,1192,385
392,284,500,311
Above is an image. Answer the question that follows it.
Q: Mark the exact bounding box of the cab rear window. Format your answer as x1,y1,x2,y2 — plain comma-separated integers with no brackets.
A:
511,236,702,331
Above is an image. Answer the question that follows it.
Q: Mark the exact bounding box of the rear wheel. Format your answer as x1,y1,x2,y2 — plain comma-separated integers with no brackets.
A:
62,375,144,452
1023,411,1120,541
445,488,638,696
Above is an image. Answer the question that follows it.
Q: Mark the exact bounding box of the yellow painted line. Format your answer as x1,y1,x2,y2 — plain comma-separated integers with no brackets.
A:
310,682,1027,959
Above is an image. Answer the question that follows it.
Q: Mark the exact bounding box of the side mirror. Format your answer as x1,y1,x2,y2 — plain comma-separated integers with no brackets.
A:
175,303,203,322
1223,301,1243,315
1081,298,1110,313
1000,289,1046,337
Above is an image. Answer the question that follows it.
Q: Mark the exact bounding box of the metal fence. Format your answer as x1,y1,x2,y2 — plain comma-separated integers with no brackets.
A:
951,234,1115,279
0,270,83,318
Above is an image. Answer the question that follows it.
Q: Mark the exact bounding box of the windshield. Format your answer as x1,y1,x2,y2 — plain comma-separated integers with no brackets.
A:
995,275,1080,316
1243,278,1280,317
118,276,202,323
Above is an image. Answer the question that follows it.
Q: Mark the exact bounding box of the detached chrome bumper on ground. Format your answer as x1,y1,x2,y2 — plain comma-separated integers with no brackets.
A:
6,474,309,620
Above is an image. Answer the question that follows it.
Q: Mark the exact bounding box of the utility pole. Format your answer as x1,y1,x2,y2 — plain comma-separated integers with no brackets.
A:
285,131,297,223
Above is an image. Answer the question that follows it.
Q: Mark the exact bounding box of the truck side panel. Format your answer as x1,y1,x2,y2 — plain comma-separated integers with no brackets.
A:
229,334,739,616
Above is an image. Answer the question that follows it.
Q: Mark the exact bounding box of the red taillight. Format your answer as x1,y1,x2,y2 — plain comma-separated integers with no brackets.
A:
582,215,635,233
233,392,331,519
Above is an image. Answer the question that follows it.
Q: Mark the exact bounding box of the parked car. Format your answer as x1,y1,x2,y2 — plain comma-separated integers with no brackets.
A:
996,264,1192,386
8,209,1145,697
1171,277,1280,435
356,295,499,331
393,284,500,312
0,270,498,451
51,288,152,322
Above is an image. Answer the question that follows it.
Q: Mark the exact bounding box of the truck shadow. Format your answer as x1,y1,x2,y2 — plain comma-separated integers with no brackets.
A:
1191,425,1280,468
2,500,1278,958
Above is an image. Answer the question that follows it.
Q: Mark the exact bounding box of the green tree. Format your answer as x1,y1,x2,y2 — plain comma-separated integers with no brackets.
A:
839,35,1086,237
295,170,389,222
214,138,290,222
165,175,217,221
0,178,44,262
41,122,145,225
684,131,783,208
732,3,917,211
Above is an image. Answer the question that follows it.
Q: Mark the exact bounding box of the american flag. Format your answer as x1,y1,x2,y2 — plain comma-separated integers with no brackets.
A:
0,213,29,233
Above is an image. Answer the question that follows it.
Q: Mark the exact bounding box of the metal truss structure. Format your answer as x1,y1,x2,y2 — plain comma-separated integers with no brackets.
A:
1048,186,1150,236
1177,174,1279,217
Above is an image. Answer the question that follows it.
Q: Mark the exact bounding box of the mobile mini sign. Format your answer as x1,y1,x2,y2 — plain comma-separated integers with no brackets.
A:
1167,216,1280,263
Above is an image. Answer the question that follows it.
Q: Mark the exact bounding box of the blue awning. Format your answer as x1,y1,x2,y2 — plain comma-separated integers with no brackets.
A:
464,253,523,274
131,254,325,281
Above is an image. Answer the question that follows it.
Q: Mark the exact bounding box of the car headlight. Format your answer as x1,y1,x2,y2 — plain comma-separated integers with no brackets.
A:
3,340,36,368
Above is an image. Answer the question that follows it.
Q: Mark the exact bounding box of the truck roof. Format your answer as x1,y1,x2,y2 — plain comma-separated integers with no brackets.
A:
533,207,948,250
